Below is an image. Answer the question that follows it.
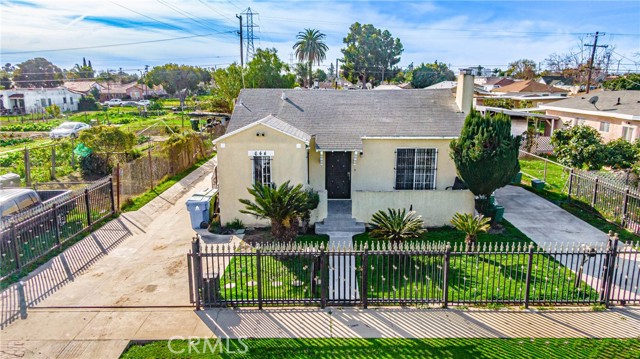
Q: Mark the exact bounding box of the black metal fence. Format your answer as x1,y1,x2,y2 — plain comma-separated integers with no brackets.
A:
0,178,115,280
568,170,640,235
187,235,639,309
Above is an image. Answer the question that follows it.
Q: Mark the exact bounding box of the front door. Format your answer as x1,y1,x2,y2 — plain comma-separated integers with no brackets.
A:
326,152,351,199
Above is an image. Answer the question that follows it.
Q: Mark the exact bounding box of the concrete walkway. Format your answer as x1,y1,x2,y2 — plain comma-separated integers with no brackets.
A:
0,156,229,358
495,186,609,247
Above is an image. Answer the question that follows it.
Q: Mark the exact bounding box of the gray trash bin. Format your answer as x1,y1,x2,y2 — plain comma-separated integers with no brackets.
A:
185,188,218,229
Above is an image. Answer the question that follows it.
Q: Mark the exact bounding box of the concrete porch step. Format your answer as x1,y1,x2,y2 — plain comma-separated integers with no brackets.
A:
315,219,366,235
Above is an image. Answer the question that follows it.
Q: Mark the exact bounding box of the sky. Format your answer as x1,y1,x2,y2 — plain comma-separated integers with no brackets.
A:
0,0,639,76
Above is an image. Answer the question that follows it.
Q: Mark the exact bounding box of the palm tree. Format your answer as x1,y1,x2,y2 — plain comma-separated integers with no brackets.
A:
450,213,491,251
369,208,425,246
292,29,328,87
239,181,317,242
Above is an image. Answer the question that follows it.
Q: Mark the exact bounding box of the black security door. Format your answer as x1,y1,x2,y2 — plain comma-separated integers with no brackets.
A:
326,152,351,199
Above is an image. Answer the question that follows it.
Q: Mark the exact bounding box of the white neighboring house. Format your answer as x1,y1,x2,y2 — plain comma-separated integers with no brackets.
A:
0,88,82,114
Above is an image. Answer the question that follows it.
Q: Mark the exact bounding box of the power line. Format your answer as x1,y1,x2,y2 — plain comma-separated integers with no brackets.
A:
196,0,237,25
108,0,202,37
1,32,236,55
156,0,230,34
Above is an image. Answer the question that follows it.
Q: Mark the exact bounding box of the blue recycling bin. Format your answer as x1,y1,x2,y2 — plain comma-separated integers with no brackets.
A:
186,188,218,229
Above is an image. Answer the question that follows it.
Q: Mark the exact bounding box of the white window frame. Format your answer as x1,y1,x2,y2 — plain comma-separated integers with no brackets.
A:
621,126,634,142
394,148,438,190
599,121,610,132
252,155,272,187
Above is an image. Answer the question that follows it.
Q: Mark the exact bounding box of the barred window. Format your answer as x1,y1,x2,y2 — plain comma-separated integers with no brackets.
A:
395,148,437,190
252,156,272,186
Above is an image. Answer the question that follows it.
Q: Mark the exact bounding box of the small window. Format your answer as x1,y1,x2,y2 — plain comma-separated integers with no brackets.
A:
41,99,47,107
47,98,52,106
70,97,74,104
63,97,67,104
622,127,634,142
252,156,272,186
395,148,438,190
599,122,610,132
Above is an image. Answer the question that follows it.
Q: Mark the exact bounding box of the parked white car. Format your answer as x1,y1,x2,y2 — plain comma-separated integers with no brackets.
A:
137,100,151,106
49,122,90,139
103,99,122,107
119,100,139,107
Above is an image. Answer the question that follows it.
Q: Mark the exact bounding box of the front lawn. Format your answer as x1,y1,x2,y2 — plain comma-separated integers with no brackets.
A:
120,338,640,359
214,223,598,305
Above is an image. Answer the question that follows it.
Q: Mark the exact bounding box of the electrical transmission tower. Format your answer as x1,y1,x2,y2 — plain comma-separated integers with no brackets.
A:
241,7,258,64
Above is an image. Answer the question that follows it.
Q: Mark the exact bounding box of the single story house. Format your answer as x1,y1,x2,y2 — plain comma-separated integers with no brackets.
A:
540,90,640,142
0,87,82,114
213,70,477,228
474,77,515,91
63,81,105,96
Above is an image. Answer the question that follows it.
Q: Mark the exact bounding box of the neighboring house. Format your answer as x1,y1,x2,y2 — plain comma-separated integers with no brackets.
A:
373,84,403,90
63,81,105,96
474,77,515,91
425,81,457,90
491,80,569,97
476,105,561,137
540,90,640,142
537,75,578,93
0,87,82,114
213,71,478,228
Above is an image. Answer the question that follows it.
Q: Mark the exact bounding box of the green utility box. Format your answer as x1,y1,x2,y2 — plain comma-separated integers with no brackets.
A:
531,179,545,190
190,118,200,131
511,172,522,185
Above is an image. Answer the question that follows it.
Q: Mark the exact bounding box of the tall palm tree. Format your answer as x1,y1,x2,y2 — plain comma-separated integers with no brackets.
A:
292,29,328,87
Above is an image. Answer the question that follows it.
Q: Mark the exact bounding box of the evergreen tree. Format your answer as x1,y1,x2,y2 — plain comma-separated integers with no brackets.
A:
450,110,522,214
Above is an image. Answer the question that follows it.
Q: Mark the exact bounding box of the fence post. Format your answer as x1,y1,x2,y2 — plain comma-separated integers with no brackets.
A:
361,244,369,309
11,223,21,270
108,176,116,215
52,204,61,247
71,138,75,167
148,145,154,190
84,188,92,228
599,231,614,303
592,177,599,207
24,148,31,187
442,244,451,308
320,246,327,309
50,145,56,180
192,238,202,311
116,163,121,211
17,281,28,319
621,187,630,227
256,246,263,310
567,169,574,200
604,234,619,307
523,244,535,309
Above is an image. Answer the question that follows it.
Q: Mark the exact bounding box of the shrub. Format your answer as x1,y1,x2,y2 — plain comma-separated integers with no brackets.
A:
604,138,638,170
450,213,491,251
45,104,61,118
80,153,110,177
225,218,245,230
552,125,604,170
369,208,425,246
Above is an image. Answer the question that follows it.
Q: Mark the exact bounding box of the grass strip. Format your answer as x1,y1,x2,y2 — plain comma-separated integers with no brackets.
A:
121,154,215,212
120,338,640,359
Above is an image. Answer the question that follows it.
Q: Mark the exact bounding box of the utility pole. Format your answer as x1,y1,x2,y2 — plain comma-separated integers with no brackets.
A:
144,65,149,98
335,58,339,89
584,31,607,94
236,14,245,88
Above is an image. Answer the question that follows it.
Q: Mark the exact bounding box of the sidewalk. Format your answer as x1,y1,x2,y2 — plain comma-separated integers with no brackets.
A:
1,156,221,358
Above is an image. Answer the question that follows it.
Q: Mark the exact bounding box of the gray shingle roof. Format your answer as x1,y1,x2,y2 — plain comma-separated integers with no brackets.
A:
542,90,640,118
228,89,465,151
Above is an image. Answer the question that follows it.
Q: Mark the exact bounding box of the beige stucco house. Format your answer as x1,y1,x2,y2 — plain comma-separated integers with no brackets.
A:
213,71,477,228
540,90,640,143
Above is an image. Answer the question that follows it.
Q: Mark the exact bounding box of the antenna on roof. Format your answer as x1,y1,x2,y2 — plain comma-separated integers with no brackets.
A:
588,96,599,110
281,92,287,101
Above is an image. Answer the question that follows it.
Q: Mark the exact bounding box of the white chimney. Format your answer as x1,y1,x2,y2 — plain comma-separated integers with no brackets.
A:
455,68,474,113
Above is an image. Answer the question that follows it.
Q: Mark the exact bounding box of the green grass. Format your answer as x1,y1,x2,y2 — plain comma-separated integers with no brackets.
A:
353,224,597,303
120,154,215,212
120,338,640,359
218,235,329,303
517,155,639,244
